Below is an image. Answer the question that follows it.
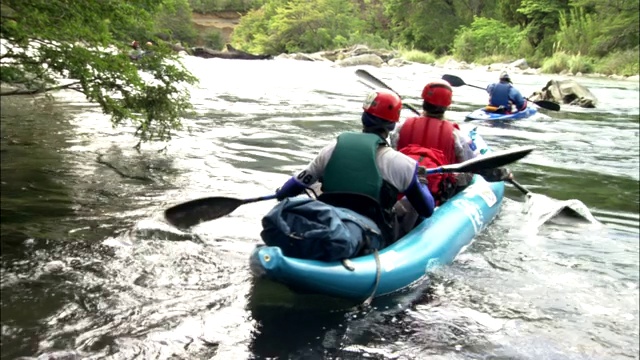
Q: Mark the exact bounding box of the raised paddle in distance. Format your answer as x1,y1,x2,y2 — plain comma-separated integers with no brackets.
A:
164,145,535,229
441,74,561,111
355,69,422,116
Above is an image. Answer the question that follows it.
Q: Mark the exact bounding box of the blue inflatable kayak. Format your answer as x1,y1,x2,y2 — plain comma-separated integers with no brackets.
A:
465,104,538,121
249,131,505,301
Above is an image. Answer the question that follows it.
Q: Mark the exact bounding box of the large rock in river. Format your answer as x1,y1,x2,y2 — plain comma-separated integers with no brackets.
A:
529,79,598,108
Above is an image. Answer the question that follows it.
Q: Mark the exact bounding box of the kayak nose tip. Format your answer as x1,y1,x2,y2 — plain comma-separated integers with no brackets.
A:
249,245,282,276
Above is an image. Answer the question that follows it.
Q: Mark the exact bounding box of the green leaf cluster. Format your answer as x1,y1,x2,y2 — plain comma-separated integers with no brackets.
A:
1,0,198,144
452,17,525,63
231,0,384,54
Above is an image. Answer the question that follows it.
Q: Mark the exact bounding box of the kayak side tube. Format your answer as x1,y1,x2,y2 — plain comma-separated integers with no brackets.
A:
249,175,505,301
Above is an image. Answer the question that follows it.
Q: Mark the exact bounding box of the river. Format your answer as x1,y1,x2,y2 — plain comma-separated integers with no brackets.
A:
1,58,638,360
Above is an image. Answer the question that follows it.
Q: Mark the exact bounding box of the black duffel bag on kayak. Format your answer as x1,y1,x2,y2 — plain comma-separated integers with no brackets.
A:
260,197,384,261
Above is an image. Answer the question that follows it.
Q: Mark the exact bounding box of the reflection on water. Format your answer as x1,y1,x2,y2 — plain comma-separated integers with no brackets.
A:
1,59,638,360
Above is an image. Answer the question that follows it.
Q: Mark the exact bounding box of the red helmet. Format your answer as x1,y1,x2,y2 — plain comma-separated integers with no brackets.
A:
421,80,453,108
362,89,402,123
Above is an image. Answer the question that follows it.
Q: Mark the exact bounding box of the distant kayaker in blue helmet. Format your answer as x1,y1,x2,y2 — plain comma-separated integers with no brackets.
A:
275,89,435,244
486,72,527,113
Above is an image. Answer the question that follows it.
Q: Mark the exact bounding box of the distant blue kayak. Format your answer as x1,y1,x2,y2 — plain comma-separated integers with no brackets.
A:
465,105,538,121
249,131,505,301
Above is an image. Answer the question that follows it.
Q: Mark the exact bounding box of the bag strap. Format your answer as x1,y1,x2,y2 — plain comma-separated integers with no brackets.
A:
363,246,381,306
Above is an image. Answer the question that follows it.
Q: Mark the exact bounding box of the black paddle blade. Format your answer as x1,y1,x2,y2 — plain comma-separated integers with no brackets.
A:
355,69,394,92
441,74,465,87
164,196,244,229
442,145,535,173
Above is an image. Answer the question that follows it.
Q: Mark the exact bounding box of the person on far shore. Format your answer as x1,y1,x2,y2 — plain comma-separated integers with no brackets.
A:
129,41,143,61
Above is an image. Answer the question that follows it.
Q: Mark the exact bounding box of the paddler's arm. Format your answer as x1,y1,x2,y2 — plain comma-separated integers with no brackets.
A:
509,87,527,111
275,141,335,200
275,176,307,200
403,164,435,218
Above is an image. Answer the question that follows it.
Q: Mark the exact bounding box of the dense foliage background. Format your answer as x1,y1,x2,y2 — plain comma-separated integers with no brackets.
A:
199,0,637,75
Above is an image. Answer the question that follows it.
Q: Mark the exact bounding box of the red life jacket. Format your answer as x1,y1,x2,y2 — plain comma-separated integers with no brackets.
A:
397,116,460,204
398,144,456,205
397,116,459,164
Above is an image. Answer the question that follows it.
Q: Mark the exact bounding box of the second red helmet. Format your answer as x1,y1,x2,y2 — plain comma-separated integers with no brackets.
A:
421,80,453,108
362,89,402,123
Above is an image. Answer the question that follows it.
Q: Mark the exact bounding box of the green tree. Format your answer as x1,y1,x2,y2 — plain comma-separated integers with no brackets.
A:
0,0,197,146
498,0,527,27
230,0,287,54
155,0,199,45
517,0,569,52
567,0,639,56
452,16,525,62
232,0,364,54
384,0,466,54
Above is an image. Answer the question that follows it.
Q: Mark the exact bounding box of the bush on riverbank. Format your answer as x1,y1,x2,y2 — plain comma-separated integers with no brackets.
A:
452,18,525,63
400,50,436,65
594,48,640,77
538,49,639,76
540,52,594,75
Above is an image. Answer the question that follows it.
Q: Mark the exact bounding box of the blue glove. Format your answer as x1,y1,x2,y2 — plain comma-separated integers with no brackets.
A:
275,176,306,201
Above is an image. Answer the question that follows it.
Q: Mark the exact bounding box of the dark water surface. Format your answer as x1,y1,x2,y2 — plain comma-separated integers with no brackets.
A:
1,59,638,360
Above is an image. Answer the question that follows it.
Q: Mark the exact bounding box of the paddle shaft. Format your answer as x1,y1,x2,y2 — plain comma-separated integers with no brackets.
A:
243,194,278,204
508,179,531,195
355,69,421,116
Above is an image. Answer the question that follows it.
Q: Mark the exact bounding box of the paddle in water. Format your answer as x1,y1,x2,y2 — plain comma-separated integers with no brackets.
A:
164,146,535,229
165,194,277,229
441,74,561,111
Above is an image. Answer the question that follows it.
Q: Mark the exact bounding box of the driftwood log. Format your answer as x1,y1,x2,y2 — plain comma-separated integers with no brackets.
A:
191,44,272,60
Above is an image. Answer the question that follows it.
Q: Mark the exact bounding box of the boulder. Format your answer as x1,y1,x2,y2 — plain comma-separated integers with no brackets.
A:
529,79,598,108
627,74,640,82
510,58,529,70
276,53,308,61
438,58,471,70
387,58,413,67
335,53,384,67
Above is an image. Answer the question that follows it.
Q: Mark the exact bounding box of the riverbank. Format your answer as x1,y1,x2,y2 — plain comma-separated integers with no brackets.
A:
190,11,639,81
271,45,640,82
